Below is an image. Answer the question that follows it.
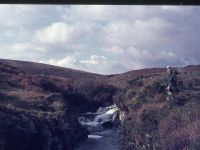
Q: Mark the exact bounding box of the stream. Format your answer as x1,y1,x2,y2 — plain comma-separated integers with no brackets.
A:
75,104,120,150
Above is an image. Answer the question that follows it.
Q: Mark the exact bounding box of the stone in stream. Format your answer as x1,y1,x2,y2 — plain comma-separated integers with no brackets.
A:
102,121,114,129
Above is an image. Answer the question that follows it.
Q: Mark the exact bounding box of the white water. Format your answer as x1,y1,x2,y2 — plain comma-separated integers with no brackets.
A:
75,104,120,150
94,104,119,123
88,135,103,139
78,104,120,130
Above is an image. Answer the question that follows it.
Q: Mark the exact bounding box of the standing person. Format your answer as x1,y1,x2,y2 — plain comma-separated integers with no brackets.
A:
166,66,178,101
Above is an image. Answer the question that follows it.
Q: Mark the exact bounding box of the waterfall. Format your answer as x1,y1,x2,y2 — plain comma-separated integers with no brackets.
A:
76,104,120,150
94,104,120,123
78,104,120,132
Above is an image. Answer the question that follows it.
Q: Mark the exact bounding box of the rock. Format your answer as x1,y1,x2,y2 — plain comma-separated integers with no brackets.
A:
102,121,114,129
119,111,126,123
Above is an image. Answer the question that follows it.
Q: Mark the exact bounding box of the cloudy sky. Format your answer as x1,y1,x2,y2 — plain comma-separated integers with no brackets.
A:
0,5,200,74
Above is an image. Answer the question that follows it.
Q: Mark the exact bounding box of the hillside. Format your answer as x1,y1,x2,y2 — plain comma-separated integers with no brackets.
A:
112,65,200,150
0,58,200,150
0,59,104,80
0,59,117,150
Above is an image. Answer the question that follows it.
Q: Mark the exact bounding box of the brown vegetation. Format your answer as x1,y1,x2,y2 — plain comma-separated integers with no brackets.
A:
0,58,200,150
115,65,200,150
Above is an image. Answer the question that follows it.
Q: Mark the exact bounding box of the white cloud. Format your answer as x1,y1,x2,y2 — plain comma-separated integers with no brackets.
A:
161,6,193,14
0,5,200,74
39,56,77,68
80,55,106,65
33,22,76,44
126,46,182,67
0,5,63,30
101,17,174,50
0,42,46,60
161,6,183,11
62,5,107,22
102,46,124,54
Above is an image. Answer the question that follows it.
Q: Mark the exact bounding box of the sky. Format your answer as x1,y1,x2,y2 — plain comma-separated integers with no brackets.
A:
0,5,200,75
